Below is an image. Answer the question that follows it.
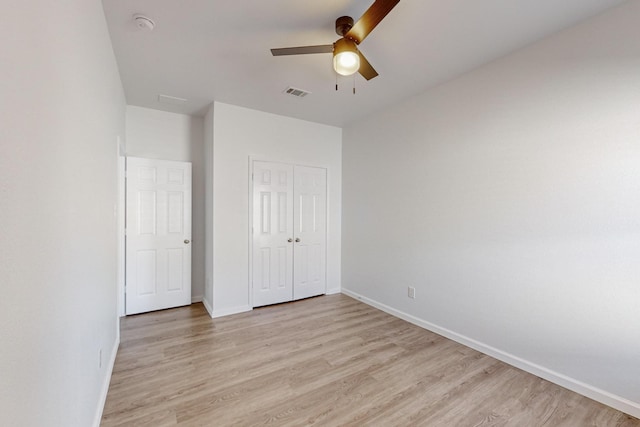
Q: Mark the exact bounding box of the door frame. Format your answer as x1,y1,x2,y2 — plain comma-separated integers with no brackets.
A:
117,152,126,317
247,156,329,308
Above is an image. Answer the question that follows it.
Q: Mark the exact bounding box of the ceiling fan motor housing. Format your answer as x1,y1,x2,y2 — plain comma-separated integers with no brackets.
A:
335,16,354,37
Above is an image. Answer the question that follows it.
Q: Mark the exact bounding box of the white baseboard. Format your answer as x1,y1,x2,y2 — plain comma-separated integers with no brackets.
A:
93,326,120,427
202,298,214,317
210,304,252,319
326,287,341,295
341,288,640,419
191,295,203,303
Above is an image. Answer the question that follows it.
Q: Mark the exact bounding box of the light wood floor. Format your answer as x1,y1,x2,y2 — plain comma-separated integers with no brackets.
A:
102,294,639,426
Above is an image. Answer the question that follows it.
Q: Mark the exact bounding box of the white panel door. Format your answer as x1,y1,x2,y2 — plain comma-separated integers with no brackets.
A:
293,166,327,300
252,161,294,307
126,157,192,315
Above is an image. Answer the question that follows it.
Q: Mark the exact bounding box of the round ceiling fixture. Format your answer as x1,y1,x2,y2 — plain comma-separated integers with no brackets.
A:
333,38,360,76
133,14,155,31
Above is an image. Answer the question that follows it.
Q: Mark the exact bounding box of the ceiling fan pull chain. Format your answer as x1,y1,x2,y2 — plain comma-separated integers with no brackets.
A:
336,73,338,91
353,74,356,95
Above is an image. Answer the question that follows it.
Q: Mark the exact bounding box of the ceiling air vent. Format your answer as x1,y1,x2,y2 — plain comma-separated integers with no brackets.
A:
158,94,187,105
283,87,310,98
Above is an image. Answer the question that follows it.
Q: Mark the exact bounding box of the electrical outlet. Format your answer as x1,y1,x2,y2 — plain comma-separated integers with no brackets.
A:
408,286,416,299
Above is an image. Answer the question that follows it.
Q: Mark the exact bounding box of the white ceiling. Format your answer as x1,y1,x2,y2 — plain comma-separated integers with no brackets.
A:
102,0,628,127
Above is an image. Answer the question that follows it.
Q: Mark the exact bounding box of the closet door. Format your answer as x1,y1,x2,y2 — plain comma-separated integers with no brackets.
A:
293,166,327,300
252,161,294,307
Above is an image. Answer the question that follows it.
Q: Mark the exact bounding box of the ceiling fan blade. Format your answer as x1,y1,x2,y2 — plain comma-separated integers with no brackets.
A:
358,51,379,80
271,45,334,56
346,0,400,44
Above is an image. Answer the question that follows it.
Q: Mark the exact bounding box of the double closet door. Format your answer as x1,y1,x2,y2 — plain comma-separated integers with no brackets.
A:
252,161,327,307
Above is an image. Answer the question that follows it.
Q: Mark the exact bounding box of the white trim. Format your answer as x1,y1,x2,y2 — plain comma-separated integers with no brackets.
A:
191,295,203,303
92,327,120,427
247,156,254,309
202,297,214,318
117,150,126,317
248,155,333,171
341,288,640,419
210,305,252,319
326,287,341,295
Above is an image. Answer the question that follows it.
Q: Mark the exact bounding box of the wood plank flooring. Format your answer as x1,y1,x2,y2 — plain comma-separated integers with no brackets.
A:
102,294,639,426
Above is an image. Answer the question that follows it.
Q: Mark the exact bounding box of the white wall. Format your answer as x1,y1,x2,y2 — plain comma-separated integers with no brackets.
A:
342,0,640,417
125,106,206,303
210,102,342,317
0,0,125,425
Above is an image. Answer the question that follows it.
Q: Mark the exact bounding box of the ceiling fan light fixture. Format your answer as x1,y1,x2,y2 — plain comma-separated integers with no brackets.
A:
333,38,360,76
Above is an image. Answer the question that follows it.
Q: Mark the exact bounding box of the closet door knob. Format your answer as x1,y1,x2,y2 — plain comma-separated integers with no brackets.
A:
295,238,300,243
184,239,190,244
287,238,293,243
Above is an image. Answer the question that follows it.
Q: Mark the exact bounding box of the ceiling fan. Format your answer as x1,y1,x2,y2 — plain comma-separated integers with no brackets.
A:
270,0,400,81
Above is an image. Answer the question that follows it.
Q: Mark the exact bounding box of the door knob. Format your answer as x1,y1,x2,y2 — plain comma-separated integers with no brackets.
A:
287,238,293,243
295,238,300,243
184,239,190,244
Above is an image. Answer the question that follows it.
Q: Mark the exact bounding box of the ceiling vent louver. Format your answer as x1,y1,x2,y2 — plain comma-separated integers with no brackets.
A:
284,87,311,98
158,94,187,105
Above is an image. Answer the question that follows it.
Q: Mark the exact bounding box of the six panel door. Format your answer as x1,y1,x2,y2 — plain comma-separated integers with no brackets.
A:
251,161,327,307
126,157,192,315
293,166,327,300
252,161,295,307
